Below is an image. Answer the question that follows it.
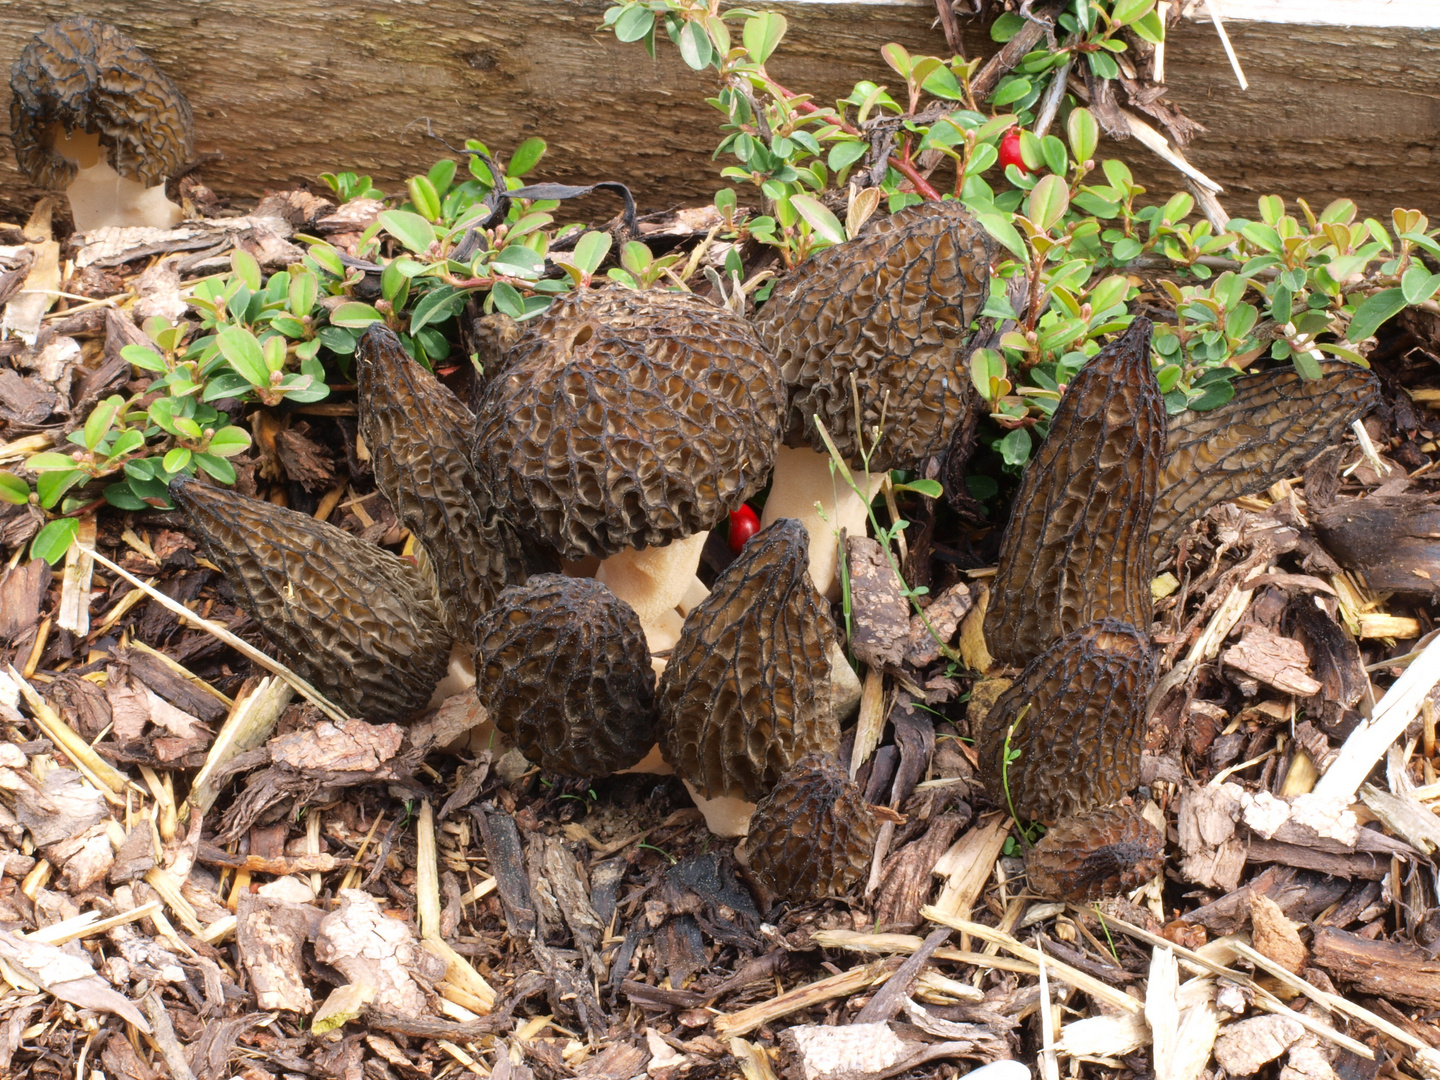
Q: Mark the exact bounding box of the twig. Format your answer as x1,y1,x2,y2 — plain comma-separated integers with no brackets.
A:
1154,2,1170,82
1032,57,1072,139
972,1,1067,98
1068,76,1224,193
1205,0,1249,90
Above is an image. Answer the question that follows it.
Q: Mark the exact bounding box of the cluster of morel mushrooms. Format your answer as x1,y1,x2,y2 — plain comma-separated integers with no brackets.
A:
9,18,1381,904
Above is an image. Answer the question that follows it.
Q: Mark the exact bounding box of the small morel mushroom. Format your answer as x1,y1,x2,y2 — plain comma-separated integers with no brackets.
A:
984,318,1164,667
1152,360,1381,560
1025,805,1164,901
755,200,993,595
659,518,838,804
170,475,450,720
356,324,549,641
472,575,657,776
10,17,193,231
741,753,878,902
975,619,1155,825
471,287,783,650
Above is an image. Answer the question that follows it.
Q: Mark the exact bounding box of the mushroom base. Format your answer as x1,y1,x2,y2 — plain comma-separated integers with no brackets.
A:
683,781,756,838
594,530,709,653
760,445,874,600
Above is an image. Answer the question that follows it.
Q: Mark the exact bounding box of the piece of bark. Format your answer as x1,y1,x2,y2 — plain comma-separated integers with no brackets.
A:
1250,894,1308,974
109,825,157,885
904,582,972,667
236,892,321,1014
274,422,337,491
1245,840,1390,880
1312,495,1440,596
846,536,910,669
0,557,49,642
269,719,404,772
315,889,446,1019
873,811,968,933
1222,627,1322,697
854,927,952,1023
0,928,150,1031
1214,1015,1304,1076
14,768,108,847
1288,600,1367,710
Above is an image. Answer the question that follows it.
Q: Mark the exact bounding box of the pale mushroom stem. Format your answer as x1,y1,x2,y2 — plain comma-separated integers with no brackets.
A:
594,530,710,654
760,444,875,600
53,127,182,232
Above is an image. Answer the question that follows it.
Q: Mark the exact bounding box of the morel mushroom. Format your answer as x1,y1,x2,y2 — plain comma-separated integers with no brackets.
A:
741,753,878,902
471,287,784,650
1152,360,1381,560
975,619,1155,825
170,475,450,720
472,575,657,776
984,318,1164,667
755,201,993,595
10,17,193,231
357,324,550,641
1025,804,1164,901
659,519,839,809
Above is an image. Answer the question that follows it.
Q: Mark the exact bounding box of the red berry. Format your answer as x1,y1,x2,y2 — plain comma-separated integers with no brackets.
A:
998,129,1031,175
728,504,760,553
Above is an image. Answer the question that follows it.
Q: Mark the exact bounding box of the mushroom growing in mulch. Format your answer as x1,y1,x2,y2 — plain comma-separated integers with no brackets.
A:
9,16,193,231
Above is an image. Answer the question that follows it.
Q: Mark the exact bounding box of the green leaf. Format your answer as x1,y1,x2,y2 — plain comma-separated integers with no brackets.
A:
1067,107,1098,166
230,247,262,292
1292,349,1325,381
163,447,192,474
31,518,79,565
1188,380,1236,411
378,210,437,254
194,452,236,484
1129,9,1165,43
407,175,442,221
1401,265,1440,306
1040,135,1068,177
26,452,82,472
573,231,613,277
0,471,29,505
489,281,525,319
990,12,1025,41
409,286,468,334
997,426,1031,467
1087,51,1119,80
206,426,252,457
36,469,86,509
880,43,911,77
216,325,269,386
897,478,944,499
104,482,148,510
106,429,145,460
1110,0,1155,25
677,20,712,69
991,76,1032,107
1026,174,1070,232
288,269,318,317
1348,287,1407,342
976,211,1026,261
507,137,547,178
789,194,846,244
743,12,787,64
613,5,654,42
827,140,868,172
121,343,168,373
330,301,384,328
82,396,122,451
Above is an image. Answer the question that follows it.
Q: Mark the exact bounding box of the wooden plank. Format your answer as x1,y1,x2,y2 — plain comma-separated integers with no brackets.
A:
1,2,1438,222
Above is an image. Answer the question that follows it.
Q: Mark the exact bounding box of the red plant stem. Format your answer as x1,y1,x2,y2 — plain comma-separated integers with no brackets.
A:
764,77,943,201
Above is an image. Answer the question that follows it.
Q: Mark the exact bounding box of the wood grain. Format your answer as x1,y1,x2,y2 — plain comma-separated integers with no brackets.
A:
1,4,1438,221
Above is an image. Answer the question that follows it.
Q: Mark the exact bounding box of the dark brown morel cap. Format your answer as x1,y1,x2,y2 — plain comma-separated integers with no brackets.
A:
473,574,657,777
10,16,194,189
1025,804,1164,901
755,200,992,471
985,317,1164,667
975,619,1155,825
743,753,878,902
170,475,450,721
658,518,838,801
356,325,552,641
1153,360,1380,560
470,287,784,560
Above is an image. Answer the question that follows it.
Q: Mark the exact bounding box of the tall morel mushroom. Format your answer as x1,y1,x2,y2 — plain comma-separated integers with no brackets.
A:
471,287,784,651
755,200,993,596
171,476,451,720
10,16,193,231
658,518,839,812
741,754,878,902
357,324,549,642
984,318,1164,667
472,575,657,776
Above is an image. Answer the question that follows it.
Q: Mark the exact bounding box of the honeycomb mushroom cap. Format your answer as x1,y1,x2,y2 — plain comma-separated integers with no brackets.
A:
470,287,784,560
356,325,553,640
975,619,1155,825
170,475,450,721
755,199,993,471
1025,805,1164,901
1153,360,1381,561
9,16,194,190
985,318,1164,667
743,753,878,902
473,575,657,776
659,518,838,801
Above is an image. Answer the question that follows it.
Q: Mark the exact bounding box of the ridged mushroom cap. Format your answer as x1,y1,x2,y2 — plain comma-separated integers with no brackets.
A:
356,325,552,640
975,619,1155,825
170,475,450,721
473,575,657,776
1025,805,1164,901
658,518,838,800
470,287,784,560
755,199,992,471
743,753,878,901
985,318,1164,667
9,16,194,189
